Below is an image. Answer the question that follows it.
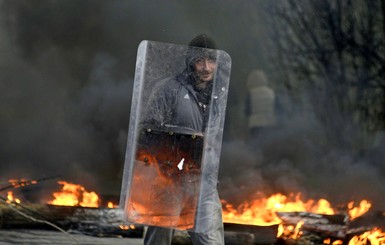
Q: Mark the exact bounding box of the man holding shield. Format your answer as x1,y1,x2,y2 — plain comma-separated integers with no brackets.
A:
121,34,231,245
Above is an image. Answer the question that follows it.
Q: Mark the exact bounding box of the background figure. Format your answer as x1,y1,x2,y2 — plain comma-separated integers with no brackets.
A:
245,70,276,140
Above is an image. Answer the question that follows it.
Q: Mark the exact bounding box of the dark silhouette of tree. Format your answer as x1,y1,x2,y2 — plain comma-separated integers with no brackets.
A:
264,0,385,149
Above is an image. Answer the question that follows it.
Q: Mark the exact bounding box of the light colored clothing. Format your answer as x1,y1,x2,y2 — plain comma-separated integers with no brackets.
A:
246,70,276,128
247,86,276,128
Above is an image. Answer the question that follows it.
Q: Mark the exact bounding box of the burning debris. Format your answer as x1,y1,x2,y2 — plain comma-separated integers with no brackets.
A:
6,191,21,204
0,179,143,239
348,228,385,245
48,181,99,208
0,176,60,192
221,193,385,245
1,178,385,244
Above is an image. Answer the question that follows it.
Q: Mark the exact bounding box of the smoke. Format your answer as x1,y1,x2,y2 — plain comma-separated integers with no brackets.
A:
0,2,132,195
0,1,384,212
1,46,132,192
0,0,225,195
219,106,385,211
0,0,256,194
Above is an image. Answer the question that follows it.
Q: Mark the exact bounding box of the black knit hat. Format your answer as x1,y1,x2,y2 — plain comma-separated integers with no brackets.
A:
188,34,217,49
185,34,218,74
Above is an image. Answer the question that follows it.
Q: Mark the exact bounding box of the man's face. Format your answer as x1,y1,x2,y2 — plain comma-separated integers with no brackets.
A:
193,57,217,85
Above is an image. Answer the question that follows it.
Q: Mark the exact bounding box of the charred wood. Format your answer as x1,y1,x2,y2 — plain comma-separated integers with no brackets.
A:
0,203,143,237
224,231,257,245
276,212,348,239
69,221,143,238
224,223,278,245
0,175,60,192
348,211,385,230
276,212,347,225
168,223,278,245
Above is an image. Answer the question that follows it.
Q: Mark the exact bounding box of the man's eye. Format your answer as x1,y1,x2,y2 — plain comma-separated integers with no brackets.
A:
195,58,217,66
196,59,205,65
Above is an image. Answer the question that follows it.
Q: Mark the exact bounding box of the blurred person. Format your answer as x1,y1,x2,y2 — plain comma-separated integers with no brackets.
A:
245,69,276,140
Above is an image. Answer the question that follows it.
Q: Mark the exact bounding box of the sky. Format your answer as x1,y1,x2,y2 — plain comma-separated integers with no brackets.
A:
1,0,384,211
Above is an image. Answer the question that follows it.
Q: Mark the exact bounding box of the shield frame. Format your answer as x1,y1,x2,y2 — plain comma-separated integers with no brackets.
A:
120,40,231,232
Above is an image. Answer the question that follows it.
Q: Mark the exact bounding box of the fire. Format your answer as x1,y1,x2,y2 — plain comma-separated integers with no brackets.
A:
48,181,99,207
348,200,372,220
0,178,39,194
222,193,372,227
2,177,382,244
324,238,343,244
277,220,304,239
6,191,20,204
348,228,385,245
126,149,201,230
291,220,304,239
119,224,136,230
107,201,115,208
222,193,375,242
221,193,335,226
8,178,38,188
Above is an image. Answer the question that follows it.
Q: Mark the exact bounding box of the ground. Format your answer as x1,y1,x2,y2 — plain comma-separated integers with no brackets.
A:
0,229,144,245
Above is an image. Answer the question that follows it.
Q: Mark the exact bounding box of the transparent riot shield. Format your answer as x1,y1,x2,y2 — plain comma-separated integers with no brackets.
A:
120,40,231,232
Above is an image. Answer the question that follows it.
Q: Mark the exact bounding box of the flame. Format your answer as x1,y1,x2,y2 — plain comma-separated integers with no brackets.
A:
5,177,378,242
119,224,136,230
120,225,129,230
222,193,335,226
324,238,343,244
348,228,385,245
222,193,372,227
8,178,38,188
48,181,99,207
333,240,343,244
278,222,305,239
6,191,20,204
126,149,201,230
292,220,304,239
348,200,372,220
222,193,373,241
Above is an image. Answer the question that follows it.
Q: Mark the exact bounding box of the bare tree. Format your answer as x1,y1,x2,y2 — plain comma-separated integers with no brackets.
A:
264,0,385,149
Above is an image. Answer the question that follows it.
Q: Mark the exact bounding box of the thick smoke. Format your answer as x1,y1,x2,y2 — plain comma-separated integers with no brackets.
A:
0,2,132,196
0,0,246,196
0,1,384,212
219,108,385,211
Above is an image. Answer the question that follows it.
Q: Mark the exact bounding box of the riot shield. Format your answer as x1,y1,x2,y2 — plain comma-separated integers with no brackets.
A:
120,40,231,231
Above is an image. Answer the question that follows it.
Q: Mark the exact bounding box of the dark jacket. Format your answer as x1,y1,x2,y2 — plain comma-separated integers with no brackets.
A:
141,71,211,135
139,67,225,234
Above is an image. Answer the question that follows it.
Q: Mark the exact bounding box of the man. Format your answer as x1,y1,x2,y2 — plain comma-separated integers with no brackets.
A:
245,69,276,140
142,34,225,245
